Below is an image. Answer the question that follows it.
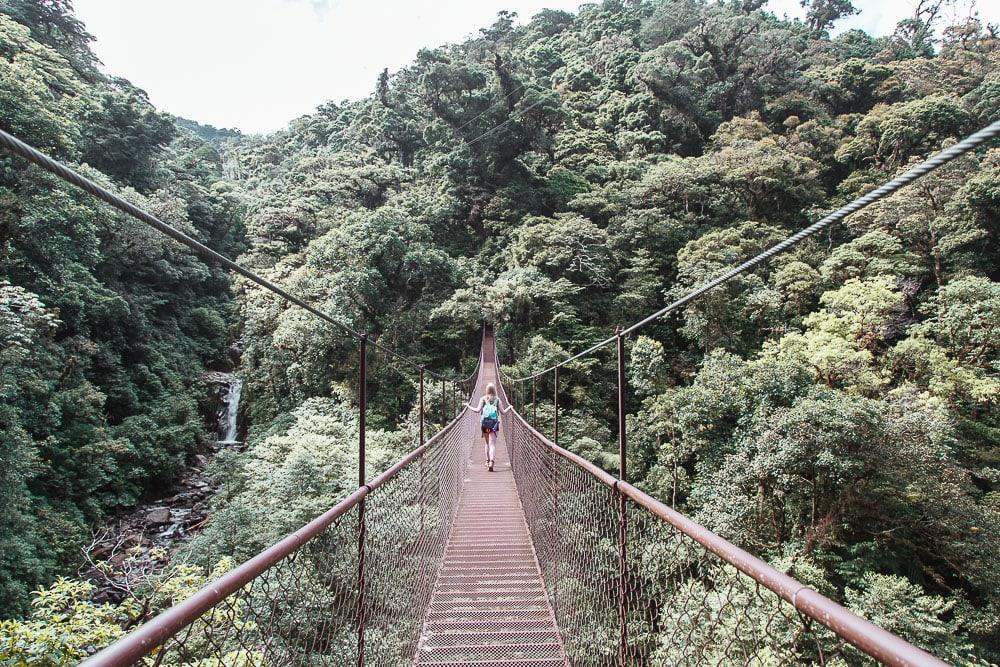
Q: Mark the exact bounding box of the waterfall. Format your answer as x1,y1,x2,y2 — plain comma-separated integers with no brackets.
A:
217,376,242,444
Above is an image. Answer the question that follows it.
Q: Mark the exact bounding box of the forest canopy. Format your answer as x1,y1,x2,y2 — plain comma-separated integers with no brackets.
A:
1,0,999,663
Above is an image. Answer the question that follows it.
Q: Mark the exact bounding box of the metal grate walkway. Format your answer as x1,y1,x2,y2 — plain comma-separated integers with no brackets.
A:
415,352,567,666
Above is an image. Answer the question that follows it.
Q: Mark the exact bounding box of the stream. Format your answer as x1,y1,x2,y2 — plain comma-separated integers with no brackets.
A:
82,373,243,603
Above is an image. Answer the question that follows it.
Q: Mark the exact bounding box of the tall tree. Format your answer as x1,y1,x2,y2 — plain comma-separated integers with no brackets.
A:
800,0,858,34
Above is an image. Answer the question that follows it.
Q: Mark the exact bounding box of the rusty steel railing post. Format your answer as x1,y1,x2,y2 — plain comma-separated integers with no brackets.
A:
553,367,559,448
440,378,446,425
357,332,368,667
532,376,537,428
419,366,425,535
552,441,560,622
616,326,627,666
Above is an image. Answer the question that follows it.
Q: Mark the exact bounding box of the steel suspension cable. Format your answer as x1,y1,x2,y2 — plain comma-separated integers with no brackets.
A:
0,128,462,383
512,119,1000,381
465,94,550,147
449,81,529,137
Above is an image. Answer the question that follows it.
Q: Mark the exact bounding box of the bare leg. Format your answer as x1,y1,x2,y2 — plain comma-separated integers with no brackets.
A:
482,431,490,465
488,431,497,469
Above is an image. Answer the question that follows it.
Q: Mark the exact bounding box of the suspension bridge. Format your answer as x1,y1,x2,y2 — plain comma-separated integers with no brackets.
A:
3,121,1000,666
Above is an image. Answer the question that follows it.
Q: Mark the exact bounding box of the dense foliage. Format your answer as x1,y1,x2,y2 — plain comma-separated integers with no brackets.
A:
205,1,999,660
2,0,999,663
0,1,243,617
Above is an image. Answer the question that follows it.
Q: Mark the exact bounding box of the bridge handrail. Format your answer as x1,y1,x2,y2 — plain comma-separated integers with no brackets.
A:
81,396,475,667
615,480,946,667
492,344,947,667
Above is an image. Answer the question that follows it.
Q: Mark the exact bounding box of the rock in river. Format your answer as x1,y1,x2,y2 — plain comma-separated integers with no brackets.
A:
146,508,171,525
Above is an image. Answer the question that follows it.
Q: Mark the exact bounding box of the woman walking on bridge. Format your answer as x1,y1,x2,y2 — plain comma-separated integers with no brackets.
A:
467,383,511,472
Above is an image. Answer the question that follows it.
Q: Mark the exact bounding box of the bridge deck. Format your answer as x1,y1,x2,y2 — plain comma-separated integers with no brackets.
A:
415,354,566,666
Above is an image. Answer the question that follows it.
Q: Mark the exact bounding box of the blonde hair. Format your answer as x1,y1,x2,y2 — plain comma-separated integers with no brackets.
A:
485,383,496,396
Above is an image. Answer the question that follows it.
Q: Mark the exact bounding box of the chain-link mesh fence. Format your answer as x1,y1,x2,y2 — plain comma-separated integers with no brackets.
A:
506,409,849,665
363,407,474,665
504,406,943,666
86,375,478,667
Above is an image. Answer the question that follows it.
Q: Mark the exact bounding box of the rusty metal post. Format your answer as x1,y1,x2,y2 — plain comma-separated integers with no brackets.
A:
617,327,627,485
359,334,368,487
357,333,368,667
553,367,559,448
419,366,425,535
532,376,537,428
440,378,446,425
552,443,560,621
616,326,627,666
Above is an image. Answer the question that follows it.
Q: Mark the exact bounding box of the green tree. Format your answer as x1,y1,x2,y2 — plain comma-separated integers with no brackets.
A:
800,0,858,34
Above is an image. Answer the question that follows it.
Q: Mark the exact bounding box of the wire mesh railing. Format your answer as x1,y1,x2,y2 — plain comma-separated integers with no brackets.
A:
620,490,840,665
496,345,947,667
82,365,480,667
157,503,362,666
505,411,954,665
359,412,474,665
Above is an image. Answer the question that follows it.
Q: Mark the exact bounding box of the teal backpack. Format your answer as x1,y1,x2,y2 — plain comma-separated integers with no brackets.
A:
481,399,499,430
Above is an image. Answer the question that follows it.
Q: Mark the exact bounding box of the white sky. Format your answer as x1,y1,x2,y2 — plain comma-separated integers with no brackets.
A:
72,0,999,134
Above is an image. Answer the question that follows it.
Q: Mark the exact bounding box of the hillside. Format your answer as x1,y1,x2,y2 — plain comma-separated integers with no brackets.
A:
0,0,251,622
1,0,999,663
